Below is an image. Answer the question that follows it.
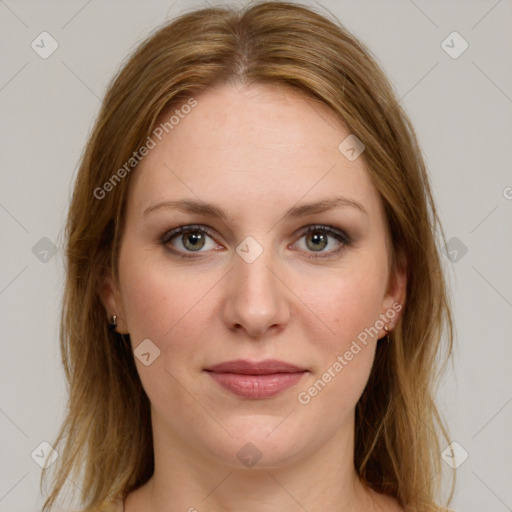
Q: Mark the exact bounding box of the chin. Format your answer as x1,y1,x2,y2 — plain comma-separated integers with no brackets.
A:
198,414,322,470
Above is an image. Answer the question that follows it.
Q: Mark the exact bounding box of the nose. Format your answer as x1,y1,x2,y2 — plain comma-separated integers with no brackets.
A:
221,244,291,339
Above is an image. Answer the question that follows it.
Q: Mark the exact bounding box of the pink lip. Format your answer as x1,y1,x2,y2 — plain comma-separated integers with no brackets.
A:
205,359,307,399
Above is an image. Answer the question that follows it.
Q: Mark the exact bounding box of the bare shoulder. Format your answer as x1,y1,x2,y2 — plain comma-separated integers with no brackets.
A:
371,491,456,512
370,490,405,511
79,498,124,512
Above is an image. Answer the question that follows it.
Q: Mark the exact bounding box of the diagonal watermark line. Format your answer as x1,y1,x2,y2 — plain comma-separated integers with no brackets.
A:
0,265,29,296
0,408,29,438
0,62,29,92
402,470,440,511
411,410,437,439
163,267,233,337
472,60,512,103
399,62,439,103
201,470,233,502
61,60,101,100
266,471,311,512
407,0,439,28
265,408,295,438
0,472,29,502
0,0,29,28
61,0,93,29
265,266,336,335
302,88,340,132
163,366,234,438
472,0,503,29
0,202,29,233
471,265,512,308
470,204,499,233
472,397,512,439
64,474,103,512
266,164,337,234
472,471,512,510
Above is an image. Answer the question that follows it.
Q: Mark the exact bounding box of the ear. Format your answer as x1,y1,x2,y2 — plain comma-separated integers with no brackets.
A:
380,259,407,334
98,270,129,334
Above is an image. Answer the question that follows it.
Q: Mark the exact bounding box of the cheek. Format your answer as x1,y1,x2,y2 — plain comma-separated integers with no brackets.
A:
311,262,388,349
118,248,209,343
301,259,388,401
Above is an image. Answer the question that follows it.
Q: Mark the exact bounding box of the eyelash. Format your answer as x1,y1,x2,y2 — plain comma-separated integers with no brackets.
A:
160,224,352,260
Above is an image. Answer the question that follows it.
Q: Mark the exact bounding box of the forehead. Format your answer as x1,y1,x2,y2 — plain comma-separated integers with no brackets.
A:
128,82,381,220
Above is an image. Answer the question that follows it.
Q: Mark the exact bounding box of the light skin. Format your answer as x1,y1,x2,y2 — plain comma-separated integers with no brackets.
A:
100,82,406,512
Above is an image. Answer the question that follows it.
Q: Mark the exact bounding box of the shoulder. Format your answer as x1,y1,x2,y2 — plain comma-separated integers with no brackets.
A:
370,491,458,512
78,498,124,512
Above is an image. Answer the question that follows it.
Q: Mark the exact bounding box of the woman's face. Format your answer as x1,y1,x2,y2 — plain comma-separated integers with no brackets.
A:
102,82,405,468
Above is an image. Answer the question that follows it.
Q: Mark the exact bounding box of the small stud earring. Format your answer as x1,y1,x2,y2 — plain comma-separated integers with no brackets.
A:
383,323,391,343
108,315,117,330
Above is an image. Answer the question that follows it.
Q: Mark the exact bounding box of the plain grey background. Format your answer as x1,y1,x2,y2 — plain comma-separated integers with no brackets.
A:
1,0,511,511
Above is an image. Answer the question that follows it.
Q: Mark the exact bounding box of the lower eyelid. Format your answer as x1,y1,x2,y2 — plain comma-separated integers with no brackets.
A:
162,230,219,252
294,235,350,258
161,225,351,256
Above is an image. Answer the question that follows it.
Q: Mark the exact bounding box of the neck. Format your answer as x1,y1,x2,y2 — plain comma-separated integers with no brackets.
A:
127,410,377,512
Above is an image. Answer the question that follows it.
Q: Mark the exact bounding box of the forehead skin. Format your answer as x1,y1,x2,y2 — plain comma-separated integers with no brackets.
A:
124,82,390,265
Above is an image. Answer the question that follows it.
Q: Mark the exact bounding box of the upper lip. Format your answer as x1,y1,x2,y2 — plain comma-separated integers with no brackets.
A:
205,359,306,375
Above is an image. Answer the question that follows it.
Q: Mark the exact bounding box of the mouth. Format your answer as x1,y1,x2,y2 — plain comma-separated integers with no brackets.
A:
204,359,308,399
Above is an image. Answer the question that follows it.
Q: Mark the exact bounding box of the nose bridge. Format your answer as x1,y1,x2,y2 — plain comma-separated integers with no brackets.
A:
234,237,279,306
223,235,290,336
236,243,274,295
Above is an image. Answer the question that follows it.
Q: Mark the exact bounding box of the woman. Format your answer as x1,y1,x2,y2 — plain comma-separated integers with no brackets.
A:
41,2,455,511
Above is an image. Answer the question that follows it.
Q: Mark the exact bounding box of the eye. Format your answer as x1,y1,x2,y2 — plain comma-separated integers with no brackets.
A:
161,225,221,258
161,224,352,260
293,225,351,259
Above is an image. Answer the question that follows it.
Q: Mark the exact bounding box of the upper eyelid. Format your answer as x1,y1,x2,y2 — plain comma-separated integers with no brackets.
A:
161,224,215,241
162,224,350,249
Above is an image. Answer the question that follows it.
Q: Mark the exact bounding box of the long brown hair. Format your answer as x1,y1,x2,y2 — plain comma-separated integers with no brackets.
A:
41,2,455,511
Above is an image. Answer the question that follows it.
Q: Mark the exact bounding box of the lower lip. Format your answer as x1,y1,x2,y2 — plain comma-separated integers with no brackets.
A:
207,371,306,399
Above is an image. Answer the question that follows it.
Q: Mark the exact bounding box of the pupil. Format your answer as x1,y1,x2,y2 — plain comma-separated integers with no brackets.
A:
184,232,204,251
307,232,327,251
180,231,329,252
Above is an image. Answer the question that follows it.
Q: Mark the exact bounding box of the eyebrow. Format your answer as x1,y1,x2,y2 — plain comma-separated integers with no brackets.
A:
143,196,367,218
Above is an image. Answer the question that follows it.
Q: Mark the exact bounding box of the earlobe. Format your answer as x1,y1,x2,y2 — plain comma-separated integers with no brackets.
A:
381,262,407,332
98,272,128,334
